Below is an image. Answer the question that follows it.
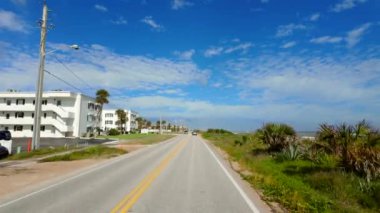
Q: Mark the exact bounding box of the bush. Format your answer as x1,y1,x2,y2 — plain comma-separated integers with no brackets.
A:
206,129,233,134
108,128,120,136
256,123,296,152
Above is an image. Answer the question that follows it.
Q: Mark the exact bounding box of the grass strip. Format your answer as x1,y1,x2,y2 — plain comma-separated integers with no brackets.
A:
40,145,127,162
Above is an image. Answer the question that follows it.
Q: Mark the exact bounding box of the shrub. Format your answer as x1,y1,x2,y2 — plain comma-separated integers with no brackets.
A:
108,128,120,136
276,144,302,161
256,123,296,152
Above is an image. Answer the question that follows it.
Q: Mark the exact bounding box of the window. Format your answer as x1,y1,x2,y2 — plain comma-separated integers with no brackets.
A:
105,113,114,118
43,113,47,118
33,100,35,105
4,127,8,131
88,103,95,110
16,99,25,105
105,120,113,125
32,113,34,118
6,114,10,119
31,126,33,131
42,100,47,105
15,112,24,118
57,100,62,106
40,126,45,131
14,125,23,131
6,100,11,105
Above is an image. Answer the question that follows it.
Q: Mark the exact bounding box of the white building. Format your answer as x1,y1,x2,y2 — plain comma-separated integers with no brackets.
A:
0,91,100,138
102,109,138,133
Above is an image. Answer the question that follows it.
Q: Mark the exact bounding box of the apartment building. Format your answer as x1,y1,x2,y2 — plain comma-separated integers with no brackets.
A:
102,109,139,133
0,91,100,138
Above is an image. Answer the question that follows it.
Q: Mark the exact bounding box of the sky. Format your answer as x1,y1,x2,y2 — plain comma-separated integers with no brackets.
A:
0,0,379,131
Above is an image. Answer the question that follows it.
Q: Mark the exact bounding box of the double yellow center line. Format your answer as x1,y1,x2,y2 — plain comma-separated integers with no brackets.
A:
111,140,188,213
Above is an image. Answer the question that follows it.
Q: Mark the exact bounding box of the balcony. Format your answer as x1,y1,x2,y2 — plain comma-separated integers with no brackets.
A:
0,117,73,132
0,104,74,118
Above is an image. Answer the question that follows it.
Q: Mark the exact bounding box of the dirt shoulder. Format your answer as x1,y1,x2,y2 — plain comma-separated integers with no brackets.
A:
0,144,147,200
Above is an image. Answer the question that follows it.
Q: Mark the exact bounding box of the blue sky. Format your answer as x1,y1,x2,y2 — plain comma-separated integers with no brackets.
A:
0,0,379,131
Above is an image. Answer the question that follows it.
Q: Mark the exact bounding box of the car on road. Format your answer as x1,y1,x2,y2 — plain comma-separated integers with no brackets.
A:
192,131,197,136
0,130,12,158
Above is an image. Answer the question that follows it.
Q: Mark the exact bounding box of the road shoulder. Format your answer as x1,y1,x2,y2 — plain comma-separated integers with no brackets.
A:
200,136,277,213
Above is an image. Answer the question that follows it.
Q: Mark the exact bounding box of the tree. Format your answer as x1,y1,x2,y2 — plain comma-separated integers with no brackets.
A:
115,109,127,134
95,89,109,134
257,123,296,152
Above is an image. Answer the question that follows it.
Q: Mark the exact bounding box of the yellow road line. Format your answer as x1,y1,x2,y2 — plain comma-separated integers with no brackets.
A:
111,140,188,213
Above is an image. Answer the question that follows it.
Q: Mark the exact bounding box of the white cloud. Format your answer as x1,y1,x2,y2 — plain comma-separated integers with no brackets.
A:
204,46,224,57
276,23,306,37
94,4,108,12
204,42,253,57
174,49,195,60
222,53,380,129
141,16,164,31
310,36,343,44
332,0,367,12
0,10,27,33
281,41,297,49
0,43,209,93
157,89,186,96
309,13,320,21
346,23,371,48
171,0,193,10
111,16,127,25
224,42,253,54
227,54,380,105
11,0,26,6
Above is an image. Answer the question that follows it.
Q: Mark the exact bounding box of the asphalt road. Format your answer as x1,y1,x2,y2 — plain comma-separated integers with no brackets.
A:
0,135,271,213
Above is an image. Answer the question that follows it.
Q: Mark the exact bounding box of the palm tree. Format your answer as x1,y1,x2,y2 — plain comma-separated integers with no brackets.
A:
95,89,109,134
115,109,127,134
257,123,296,152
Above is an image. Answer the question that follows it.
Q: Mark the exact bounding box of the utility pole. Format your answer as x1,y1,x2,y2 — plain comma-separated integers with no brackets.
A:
159,116,162,135
32,1,48,150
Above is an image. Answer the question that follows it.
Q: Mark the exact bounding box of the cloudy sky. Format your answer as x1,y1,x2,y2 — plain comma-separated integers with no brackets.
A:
0,0,379,131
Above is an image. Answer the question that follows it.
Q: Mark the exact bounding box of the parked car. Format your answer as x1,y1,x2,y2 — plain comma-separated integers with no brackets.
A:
0,146,9,159
0,130,12,158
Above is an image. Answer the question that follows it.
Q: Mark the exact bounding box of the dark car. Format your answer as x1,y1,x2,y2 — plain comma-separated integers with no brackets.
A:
0,130,11,141
0,130,11,159
0,146,9,159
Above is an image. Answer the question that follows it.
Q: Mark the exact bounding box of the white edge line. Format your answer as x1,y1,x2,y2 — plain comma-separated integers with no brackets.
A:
0,136,180,209
200,138,261,213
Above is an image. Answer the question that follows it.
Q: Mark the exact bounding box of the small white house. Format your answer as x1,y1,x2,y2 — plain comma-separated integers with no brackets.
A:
0,91,100,138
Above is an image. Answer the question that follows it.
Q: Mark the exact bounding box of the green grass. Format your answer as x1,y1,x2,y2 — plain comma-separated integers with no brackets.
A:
40,145,127,162
127,134,175,145
97,133,155,140
203,132,380,213
5,146,78,160
98,133,175,145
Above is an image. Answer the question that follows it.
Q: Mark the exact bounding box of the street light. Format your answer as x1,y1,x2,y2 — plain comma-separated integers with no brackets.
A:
32,44,79,150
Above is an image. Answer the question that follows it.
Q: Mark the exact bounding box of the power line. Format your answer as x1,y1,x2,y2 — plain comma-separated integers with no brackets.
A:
44,69,85,94
52,55,95,90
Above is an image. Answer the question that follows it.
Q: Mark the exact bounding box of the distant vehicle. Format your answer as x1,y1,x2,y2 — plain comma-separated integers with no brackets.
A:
0,130,12,158
192,131,197,136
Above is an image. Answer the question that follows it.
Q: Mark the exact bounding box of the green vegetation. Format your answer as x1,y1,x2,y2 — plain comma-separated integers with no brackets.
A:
5,146,78,160
202,123,380,213
98,133,175,145
108,128,121,136
40,145,126,162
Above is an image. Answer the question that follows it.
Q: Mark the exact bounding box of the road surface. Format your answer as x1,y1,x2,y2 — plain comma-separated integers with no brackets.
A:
0,135,271,213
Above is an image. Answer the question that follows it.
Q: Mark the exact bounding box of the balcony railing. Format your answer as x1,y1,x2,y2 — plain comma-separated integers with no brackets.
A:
0,104,74,118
